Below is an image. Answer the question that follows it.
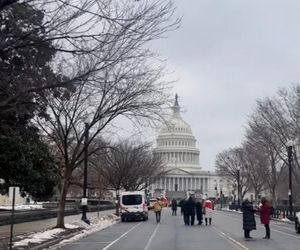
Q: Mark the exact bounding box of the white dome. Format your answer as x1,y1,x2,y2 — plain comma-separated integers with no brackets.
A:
159,95,193,136
155,95,200,170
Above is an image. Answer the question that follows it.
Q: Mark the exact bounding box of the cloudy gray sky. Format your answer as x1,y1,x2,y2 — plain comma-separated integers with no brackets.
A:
149,0,300,170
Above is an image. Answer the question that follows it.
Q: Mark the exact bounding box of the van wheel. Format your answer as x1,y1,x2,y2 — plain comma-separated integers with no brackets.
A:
296,220,300,233
121,218,125,222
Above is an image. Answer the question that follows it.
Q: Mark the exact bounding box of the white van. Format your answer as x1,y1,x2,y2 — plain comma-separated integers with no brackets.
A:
120,191,148,222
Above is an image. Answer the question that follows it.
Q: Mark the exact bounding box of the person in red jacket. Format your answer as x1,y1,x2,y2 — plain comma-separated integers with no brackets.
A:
260,197,271,239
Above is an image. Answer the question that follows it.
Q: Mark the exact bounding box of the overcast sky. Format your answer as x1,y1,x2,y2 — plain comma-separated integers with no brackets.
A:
146,0,300,170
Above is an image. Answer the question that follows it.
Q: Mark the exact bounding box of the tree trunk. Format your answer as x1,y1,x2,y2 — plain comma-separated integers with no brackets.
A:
56,181,69,228
116,190,120,216
254,188,259,204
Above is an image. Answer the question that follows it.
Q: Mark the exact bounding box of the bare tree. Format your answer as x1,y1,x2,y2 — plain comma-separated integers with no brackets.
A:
215,86,300,205
244,120,282,205
240,142,267,203
90,141,165,214
36,63,171,227
245,86,300,204
31,0,179,228
0,0,180,111
215,147,251,201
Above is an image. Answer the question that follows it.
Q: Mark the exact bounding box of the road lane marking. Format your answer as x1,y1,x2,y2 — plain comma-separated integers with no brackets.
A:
101,222,142,250
144,223,160,250
212,226,252,250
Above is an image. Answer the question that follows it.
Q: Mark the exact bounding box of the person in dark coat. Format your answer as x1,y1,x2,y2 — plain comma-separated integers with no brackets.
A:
242,199,256,240
185,195,196,225
179,199,185,215
195,200,203,225
259,197,271,239
171,198,178,216
181,199,188,225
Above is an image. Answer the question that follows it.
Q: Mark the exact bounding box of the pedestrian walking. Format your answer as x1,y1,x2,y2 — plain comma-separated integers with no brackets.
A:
242,199,256,240
204,199,213,225
179,199,185,215
259,197,271,239
181,199,189,225
185,195,196,225
195,200,203,225
153,198,163,223
171,198,178,216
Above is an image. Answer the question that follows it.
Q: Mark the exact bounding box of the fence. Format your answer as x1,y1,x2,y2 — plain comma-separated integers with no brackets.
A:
272,205,300,221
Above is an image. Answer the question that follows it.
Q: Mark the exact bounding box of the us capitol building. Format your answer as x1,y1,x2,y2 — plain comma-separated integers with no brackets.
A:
148,95,229,200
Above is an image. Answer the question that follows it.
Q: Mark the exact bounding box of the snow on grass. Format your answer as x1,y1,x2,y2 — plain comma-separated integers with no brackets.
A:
0,203,44,210
55,214,118,248
14,228,64,247
13,214,118,249
279,217,292,222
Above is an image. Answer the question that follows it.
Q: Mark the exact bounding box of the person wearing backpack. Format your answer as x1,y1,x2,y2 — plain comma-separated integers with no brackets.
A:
153,198,163,223
260,197,271,239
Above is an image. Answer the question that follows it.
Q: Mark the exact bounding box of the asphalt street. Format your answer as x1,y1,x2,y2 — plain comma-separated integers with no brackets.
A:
55,208,300,250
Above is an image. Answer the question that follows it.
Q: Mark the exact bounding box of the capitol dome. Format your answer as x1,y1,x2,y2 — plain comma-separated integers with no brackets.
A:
155,95,200,171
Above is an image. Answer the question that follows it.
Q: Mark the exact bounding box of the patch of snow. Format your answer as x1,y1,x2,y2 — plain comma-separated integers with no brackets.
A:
280,218,292,222
64,223,80,229
0,204,44,210
57,215,118,247
12,214,118,249
14,228,64,247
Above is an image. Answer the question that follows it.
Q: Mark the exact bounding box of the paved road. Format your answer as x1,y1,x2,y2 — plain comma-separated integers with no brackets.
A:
56,208,300,250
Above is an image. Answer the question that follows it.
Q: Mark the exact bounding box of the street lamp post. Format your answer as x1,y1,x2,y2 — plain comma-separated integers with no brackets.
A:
286,140,294,218
237,168,241,210
81,122,90,224
214,179,217,198
220,180,223,209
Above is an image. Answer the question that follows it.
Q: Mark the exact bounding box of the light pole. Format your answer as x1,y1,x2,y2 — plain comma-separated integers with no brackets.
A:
214,179,217,198
81,122,90,224
286,140,293,218
220,180,223,209
237,167,241,210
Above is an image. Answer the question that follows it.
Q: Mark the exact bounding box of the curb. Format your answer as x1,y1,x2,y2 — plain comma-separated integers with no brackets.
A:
219,208,295,225
31,230,83,250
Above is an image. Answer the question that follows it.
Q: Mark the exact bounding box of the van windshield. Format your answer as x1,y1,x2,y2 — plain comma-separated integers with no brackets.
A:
122,195,142,205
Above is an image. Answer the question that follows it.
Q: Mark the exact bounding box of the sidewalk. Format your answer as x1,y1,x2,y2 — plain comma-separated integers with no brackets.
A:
220,207,294,224
0,209,118,249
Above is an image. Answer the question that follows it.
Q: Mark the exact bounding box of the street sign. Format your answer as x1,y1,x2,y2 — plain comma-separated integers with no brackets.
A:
81,198,88,206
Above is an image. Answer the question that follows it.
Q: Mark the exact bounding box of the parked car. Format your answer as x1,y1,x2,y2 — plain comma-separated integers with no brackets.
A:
295,211,300,233
120,191,148,222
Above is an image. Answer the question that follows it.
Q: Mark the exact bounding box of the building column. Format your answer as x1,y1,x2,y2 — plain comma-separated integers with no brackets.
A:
181,177,183,191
